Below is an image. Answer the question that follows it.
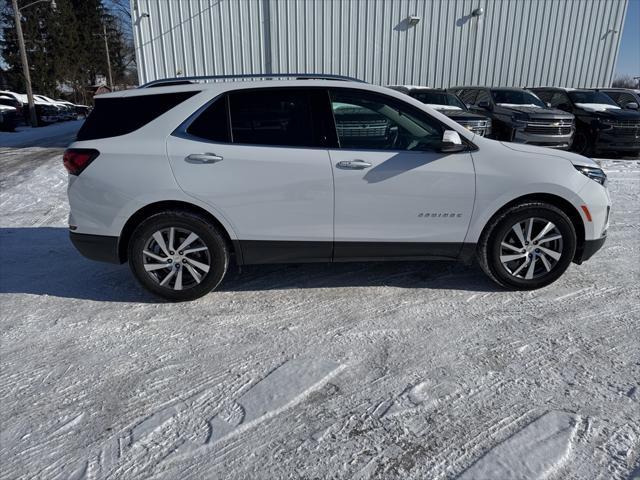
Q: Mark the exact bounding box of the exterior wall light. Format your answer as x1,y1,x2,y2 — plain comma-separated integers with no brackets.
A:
472,7,484,17
408,16,421,26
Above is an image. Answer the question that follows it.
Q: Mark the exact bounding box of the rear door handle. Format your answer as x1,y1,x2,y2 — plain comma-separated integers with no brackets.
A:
336,159,372,170
185,153,223,164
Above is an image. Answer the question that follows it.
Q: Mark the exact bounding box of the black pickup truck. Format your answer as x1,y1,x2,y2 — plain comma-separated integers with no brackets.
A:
531,87,640,156
449,87,575,150
387,86,492,137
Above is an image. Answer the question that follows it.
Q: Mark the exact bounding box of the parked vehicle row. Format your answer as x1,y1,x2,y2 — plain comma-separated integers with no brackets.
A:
389,85,640,157
0,89,90,129
530,87,640,156
0,95,20,131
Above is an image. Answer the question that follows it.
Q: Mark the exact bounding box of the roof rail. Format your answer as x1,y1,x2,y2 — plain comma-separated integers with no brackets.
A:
139,73,366,88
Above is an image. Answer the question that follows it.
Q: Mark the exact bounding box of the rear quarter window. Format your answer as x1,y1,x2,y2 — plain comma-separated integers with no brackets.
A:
76,91,199,141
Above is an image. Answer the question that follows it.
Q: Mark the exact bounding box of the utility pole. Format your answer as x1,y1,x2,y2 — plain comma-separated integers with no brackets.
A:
10,0,56,127
94,23,113,90
102,23,113,90
11,0,37,127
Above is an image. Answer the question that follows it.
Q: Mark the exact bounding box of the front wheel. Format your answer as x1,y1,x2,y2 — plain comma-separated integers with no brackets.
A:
128,211,229,301
571,130,593,156
478,202,577,290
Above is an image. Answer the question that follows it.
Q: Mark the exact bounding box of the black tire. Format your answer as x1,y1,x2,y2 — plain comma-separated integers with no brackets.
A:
478,202,577,290
571,130,593,156
128,210,229,301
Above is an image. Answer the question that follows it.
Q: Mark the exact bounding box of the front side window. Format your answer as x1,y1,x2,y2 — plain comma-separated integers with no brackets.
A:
330,89,443,151
549,92,571,108
617,92,636,106
491,90,546,108
228,88,325,147
475,90,491,105
458,89,478,105
410,91,466,109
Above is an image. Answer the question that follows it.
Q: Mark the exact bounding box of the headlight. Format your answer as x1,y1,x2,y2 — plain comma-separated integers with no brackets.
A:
511,116,527,127
575,165,607,186
598,118,614,130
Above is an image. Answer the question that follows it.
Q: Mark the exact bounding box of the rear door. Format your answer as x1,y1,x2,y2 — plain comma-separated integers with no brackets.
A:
166,87,336,264
327,88,475,260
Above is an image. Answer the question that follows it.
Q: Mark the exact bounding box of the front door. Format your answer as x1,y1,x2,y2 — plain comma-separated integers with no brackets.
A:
328,88,476,260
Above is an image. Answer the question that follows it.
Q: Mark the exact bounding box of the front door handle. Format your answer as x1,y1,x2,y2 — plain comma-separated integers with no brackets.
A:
185,153,223,164
336,159,372,170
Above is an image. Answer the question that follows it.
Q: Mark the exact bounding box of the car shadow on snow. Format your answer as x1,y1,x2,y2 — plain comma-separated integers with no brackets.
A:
0,227,499,303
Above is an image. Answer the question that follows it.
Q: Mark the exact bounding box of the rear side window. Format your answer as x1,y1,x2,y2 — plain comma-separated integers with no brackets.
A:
185,95,230,142
228,89,324,147
77,91,198,141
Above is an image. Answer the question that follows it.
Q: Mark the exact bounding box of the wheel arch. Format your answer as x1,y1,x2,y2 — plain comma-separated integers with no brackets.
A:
478,193,586,263
117,200,240,263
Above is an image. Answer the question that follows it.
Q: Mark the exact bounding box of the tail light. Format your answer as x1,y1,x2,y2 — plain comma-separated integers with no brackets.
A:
63,148,100,175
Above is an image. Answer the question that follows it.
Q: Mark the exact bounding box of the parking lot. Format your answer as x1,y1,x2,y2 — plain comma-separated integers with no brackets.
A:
0,124,639,479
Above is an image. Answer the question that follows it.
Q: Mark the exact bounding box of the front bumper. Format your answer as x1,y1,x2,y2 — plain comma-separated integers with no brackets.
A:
594,131,640,152
512,130,573,149
70,231,122,264
575,236,607,264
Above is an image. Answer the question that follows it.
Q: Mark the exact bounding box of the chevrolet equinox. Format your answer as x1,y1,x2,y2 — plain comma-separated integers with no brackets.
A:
65,75,610,301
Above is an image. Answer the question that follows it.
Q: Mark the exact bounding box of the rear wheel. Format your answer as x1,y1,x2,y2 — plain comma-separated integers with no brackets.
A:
478,202,577,290
128,211,229,301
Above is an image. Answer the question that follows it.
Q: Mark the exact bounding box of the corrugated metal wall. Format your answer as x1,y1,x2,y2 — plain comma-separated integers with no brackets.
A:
131,0,628,88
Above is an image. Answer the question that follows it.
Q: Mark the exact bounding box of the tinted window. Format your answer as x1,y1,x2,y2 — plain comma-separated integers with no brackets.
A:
491,89,545,107
600,91,620,102
77,91,198,141
549,92,571,108
186,95,230,142
410,91,466,109
533,90,552,102
568,91,618,105
228,89,326,147
458,89,478,105
617,92,637,106
330,89,443,151
475,90,491,105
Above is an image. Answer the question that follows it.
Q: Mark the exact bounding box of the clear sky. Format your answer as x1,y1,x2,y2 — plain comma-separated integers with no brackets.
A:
615,0,640,77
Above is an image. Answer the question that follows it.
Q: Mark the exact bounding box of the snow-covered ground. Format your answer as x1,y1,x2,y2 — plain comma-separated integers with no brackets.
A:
0,124,639,479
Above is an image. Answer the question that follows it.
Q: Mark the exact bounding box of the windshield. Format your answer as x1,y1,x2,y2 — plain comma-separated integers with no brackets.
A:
568,91,618,106
491,90,546,108
410,91,466,109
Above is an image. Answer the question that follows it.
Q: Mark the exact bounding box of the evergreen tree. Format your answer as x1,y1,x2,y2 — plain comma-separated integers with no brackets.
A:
0,0,133,103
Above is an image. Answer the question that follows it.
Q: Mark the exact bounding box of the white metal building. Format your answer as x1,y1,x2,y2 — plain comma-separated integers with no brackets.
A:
131,0,629,88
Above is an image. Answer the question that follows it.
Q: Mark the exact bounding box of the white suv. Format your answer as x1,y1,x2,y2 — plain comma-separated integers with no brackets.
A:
65,75,610,301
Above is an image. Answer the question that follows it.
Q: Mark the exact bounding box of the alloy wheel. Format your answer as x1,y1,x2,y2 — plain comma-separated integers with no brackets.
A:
499,217,564,280
142,227,211,290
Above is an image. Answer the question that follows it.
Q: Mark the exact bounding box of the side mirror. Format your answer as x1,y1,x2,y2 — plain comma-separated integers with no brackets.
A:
546,102,552,108
477,100,491,110
624,102,639,110
440,130,466,153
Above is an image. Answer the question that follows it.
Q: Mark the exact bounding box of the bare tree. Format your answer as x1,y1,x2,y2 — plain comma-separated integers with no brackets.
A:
612,74,640,89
